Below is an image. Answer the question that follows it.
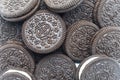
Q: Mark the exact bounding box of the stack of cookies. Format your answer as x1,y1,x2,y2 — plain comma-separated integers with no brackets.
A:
0,0,120,80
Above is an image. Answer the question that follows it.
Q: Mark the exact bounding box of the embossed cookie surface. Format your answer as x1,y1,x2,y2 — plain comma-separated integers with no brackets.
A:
0,69,35,80
92,27,120,63
97,0,120,27
65,20,99,61
0,16,22,46
76,55,120,80
35,54,76,80
0,44,35,73
22,10,66,54
0,0,38,18
63,0,94,26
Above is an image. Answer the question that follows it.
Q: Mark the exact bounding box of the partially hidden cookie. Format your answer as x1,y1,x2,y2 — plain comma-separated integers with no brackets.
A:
0,0,40,22
76,55,120,80
0,68,35,80
44,0,83,13
0,43,35,73
96,0,120,27
62,0,95,27
91,27,120,63
22,10,66,54
0,0,37,18
0,16,22,47
65,20,99,61
93,0,101,25
35,53,76,80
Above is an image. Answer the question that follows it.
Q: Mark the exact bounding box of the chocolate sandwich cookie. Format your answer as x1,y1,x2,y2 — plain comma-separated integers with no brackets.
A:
76,55,120,80
0,0,37,18
65,20,99,61
63,0,95,27
95,0,120,27
35,53,76,80
0,43,35,73
91,27,120,63
0,0,40,22
0,16,22,47
44,0,83,13
22,10,66,54
0,68,35,80
5,40,35,56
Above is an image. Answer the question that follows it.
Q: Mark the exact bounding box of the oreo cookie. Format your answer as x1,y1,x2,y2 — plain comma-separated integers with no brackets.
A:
92,27,120,63
44,0,83,13
63,0,95,26
76,55,120,80
0,68,35,80
0,0,40,22
0,43,35,73
65,20,99,61
0,16,22,47
95,0,120,27
35,53,76,80
22,10,66,54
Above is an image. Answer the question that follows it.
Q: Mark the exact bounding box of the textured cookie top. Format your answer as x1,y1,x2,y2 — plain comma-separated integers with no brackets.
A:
0,69,35,80
0,0,38,18
76,55,120,80
44,0,83,11
65,20,99,61
0,44,35,73
97,0,120,27
22,10,66,54
63,0,94,26
35,53,76,80
92,27,120,63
